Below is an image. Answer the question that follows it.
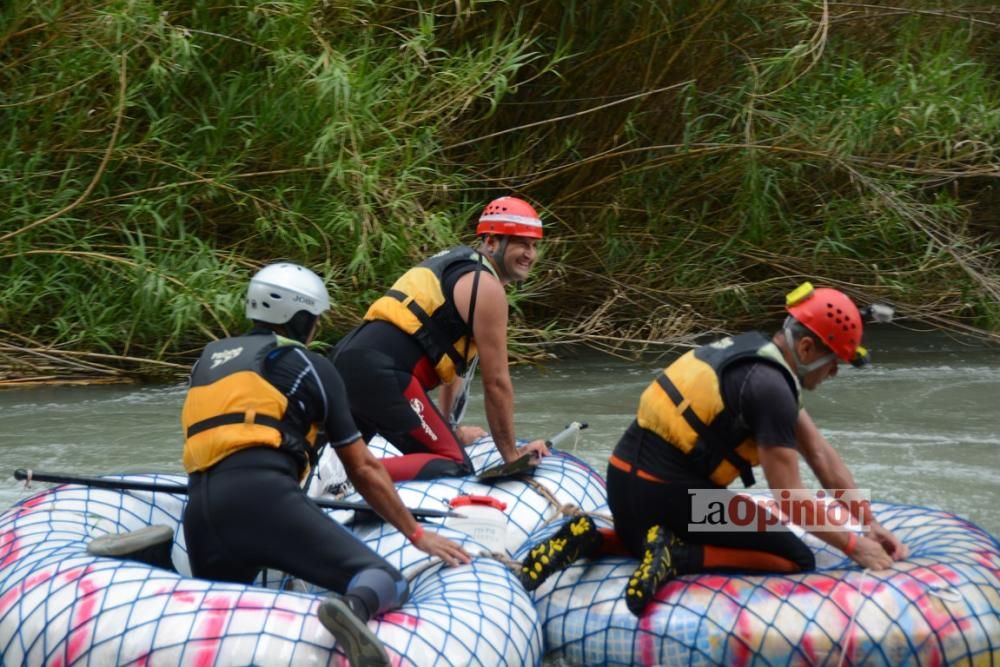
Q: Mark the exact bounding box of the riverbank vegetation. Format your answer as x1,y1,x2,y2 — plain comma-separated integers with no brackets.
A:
2,1,998,382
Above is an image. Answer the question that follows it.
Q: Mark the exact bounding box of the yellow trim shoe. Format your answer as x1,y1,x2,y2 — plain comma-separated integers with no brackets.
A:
625,524,682,617
519,515,602,591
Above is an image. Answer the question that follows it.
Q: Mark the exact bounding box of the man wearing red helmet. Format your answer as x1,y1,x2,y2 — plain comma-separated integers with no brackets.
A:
331,196,550,481
520,283,909,616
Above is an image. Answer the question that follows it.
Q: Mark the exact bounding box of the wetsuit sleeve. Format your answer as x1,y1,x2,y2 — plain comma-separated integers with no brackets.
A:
738,363,799,449
309,352,362,448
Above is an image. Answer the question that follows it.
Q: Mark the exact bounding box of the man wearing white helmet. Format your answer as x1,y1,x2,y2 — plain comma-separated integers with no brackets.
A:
332,196,550,481
179,262,471,666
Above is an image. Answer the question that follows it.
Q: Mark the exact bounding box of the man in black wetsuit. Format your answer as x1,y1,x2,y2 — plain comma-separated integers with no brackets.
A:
179,262,471,665
519,283,909,616
332,197,550,481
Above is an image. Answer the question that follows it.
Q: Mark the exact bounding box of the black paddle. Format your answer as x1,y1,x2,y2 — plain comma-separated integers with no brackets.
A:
476,421,589,481
11,468,462,520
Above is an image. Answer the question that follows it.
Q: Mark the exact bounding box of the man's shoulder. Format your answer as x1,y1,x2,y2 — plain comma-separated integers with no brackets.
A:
269,344,331,371
724,359,796,401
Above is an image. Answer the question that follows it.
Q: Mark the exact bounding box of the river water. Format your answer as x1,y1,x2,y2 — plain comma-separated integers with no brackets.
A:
2,328,998,539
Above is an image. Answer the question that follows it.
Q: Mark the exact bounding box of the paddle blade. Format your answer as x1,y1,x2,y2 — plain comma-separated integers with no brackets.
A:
477,453,534,481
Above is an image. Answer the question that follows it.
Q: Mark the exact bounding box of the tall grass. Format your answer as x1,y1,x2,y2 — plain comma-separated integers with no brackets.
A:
1,0,997,381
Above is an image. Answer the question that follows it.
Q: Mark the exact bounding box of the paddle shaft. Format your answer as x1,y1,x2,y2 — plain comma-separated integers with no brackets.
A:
11,468,461,519
546,421,589,449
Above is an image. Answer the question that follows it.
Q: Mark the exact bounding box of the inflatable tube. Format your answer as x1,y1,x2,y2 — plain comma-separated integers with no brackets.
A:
520,499,1000,666
0,474,542,666
318,438,609,557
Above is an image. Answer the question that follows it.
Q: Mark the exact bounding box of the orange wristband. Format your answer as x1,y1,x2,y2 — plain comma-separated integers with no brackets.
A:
844,532,858,556
408,525,424,544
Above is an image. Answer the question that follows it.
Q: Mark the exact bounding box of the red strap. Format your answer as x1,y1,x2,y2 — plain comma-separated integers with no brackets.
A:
408,524,425,544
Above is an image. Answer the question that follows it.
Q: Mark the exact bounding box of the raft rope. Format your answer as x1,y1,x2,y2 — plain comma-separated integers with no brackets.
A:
523,478,613,526
402,555,448,584
832,562,965,667
479,550,521,573
926,585,963,603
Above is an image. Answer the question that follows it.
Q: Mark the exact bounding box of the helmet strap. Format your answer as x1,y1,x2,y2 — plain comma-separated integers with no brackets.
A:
483,235,514,283
783,317,836,379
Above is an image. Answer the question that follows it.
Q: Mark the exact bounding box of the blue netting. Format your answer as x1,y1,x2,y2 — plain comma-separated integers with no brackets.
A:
8,442,991,666
338,440,609,557
0,470,544,666
522,498,1000,666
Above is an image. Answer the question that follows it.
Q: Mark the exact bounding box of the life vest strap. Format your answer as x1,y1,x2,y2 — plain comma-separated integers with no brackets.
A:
656,373,756,487
386,289,468,374
186,412,286,439
608,453,668,484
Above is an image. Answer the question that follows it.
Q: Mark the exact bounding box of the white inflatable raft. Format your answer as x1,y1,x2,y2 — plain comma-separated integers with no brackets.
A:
315,438,609,558
0,435,607,666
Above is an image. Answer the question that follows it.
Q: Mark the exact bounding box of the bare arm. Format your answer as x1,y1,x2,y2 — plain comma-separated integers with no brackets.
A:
336,439,471,565
794,409,908,560
794,408,862,496
758,434,894,569
436,377,487,444
452,271,548,463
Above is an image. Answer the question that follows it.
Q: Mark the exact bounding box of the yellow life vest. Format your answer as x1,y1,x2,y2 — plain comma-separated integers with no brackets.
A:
363,245,497,384
636,332,800,487
181,334,319,478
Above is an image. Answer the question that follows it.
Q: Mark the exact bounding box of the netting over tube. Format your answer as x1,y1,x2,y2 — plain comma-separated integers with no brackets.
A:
0,470,544,666
523,501,1000,666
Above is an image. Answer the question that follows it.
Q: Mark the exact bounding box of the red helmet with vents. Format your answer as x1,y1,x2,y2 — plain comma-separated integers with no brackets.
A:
785,284,863,363
476,197,543,239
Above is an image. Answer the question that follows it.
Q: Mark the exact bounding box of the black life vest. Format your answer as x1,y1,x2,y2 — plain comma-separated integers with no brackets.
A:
363,245,497,384
181,334,319,477
635,332,801,487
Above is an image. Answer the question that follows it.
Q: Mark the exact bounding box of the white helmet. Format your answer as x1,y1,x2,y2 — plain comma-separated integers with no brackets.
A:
245,263,330,324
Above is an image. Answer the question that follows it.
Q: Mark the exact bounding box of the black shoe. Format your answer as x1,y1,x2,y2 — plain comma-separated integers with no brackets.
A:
519,515,602,591
626,524,683,616
318,595,390,667
87,525,174,570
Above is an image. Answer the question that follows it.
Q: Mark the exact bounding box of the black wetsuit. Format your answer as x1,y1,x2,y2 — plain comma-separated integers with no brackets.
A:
183,330,408,615
333,258,481,481
608,359,816,572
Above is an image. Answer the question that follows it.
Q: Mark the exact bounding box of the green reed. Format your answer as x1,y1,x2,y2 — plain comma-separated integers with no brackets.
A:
1,0,997,380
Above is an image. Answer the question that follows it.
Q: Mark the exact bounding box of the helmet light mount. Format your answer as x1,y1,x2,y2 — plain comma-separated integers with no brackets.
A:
861,302,895,324
783,282,894,370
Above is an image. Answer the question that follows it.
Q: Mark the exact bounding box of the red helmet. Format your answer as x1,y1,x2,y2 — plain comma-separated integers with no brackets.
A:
785,283,863,363
476,196,543,239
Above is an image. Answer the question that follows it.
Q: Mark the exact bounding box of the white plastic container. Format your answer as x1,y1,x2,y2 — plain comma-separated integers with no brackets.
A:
445,495,509,553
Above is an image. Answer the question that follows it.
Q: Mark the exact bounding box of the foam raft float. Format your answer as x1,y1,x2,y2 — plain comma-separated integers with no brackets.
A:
6,436,997,666
0,437,607,666
519,498,1000,666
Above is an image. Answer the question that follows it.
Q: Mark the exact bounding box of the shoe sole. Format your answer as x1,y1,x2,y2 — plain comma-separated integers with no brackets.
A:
520,516,600,590
318,597,390,667
626,526,680,615
87,525,173,557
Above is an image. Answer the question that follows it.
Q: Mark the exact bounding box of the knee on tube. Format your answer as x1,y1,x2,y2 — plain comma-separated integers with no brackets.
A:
346,566,409,620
